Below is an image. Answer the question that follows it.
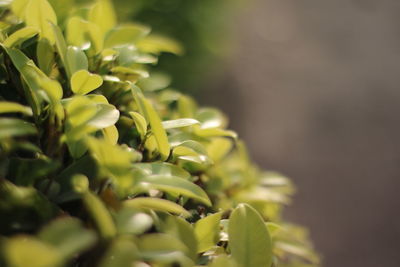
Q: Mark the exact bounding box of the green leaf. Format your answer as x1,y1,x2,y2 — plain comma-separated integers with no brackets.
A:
124,197,191,218
131,86,170,160
66,16,90,49
86,137,139,187
209,255,237,267
0,118,37,139
0,101,32,115
129,111,147,139
4,47,44,116
3,27,39,47
137,175,211,206
36,39,55,75
162,118,200,130
115,208,153,235
11,0,30,18
38,217,97,259
137,34,183,55
50,23,68,75
228,203,273,267
4,236,62,267
194,212,222,253
195,128,238,139
66,46,88,75
102,125,119,145
25,0,58,44
104,23,150,48
163,215,198,261
99,237,138,267
196,108,227,129
81,185,117,239
88,0,117,35
71,69,103,95
132,162,190,180
87,103,120,128
137,233,192,266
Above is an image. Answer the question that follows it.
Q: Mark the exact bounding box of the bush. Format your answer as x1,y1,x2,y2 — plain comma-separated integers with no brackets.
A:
112,0,242,91
0,0,319,266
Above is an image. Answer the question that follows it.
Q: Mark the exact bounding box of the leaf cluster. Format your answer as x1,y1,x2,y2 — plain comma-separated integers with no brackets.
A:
0,0,319,266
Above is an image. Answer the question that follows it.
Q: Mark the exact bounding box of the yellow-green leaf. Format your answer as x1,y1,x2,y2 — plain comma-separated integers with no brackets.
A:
4,236,62,267
75,175,116,240
102,125,119,144
11,0,29,18
36,39,55,75
162,118,199,130
3,27,39,47
124,197,191,218
0,118,37,139
104,23,150,48
194,212,222,253
66,46,88,75
88,0,116,35
0,101,32,115
129,111,147,139
137,34,183,55
131,86,170,160
137,175,211,206
25,0,57,44
228,203,273,267
71,69,103,95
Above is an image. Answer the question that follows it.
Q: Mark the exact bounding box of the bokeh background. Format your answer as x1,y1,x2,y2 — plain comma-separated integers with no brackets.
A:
119,0,400,266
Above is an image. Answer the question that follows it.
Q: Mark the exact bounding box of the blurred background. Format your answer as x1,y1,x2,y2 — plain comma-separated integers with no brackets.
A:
116,0,400,266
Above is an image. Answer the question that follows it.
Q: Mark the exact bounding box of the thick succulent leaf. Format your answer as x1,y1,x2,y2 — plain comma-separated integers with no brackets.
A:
25,0,57,44
137,175,211,206
124,197,191,218
194,212,222,253
228,203,273,267
3,27,38,47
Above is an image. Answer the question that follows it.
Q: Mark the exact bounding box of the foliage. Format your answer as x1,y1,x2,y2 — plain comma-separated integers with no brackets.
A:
111,0,241,91
0,0,319,266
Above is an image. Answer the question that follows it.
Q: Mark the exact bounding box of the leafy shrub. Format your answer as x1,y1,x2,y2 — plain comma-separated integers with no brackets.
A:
0,0,319,266
111,0,241,91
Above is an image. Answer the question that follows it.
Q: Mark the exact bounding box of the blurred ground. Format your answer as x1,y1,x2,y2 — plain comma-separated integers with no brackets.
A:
198,0,400,266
